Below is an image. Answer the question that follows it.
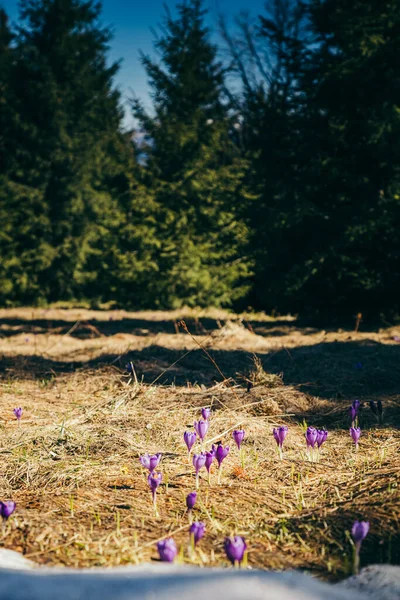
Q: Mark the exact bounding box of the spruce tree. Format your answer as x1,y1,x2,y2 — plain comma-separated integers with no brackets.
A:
274,0,400,318
0,8,53,304
133,0,252,308
4,0,130,303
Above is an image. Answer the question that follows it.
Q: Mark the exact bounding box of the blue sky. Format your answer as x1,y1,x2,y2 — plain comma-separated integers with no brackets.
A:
2,0,267,127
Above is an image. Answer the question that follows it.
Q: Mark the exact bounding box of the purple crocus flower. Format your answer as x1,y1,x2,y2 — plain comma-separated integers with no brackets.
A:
139,453,161,473
215,443,230,484
126,362,134,375
349,400,361,426
232,429,245,450
215,444,229,467
350,427,361,449
186,492,197,510
351,520,369,573
13,408,22,423
305,427,318,461
157,538,177,563
186,491,197,523
352,521,369,546
0,501,16,521
377,400,383,419
273,425,288,459
184,431,197,455
194,420,209,442
305,427,317,448
201,408,211,420
273,426,288,448
316,429,328,448
204,449,215,484
148,472,162,514
224,536,247,567
205,450,215,473
189,521,206,546
349,405,357,424
192,453,206,489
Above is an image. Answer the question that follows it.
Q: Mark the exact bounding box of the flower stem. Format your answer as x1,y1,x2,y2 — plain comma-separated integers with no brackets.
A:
353,544,360,574
153,493,159,518
218,465,222,485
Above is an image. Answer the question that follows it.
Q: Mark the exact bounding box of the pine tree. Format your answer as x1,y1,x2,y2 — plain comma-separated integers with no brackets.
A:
4,0,129,302
133,0,252,308
282,0,400,317
0,8,53,304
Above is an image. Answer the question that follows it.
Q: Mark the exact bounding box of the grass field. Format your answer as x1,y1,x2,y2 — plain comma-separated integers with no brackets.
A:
0,307,399,578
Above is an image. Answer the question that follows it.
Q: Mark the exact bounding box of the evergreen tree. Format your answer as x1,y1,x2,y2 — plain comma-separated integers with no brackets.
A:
293,0,400,318
0,8,53,304
133,0,252,308
234,0,400,319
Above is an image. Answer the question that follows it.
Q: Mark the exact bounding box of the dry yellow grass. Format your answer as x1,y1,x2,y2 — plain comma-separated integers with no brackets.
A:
0,307,399,579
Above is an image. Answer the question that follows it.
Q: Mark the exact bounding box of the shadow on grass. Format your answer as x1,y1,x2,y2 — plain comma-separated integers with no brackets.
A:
1,336,399,403
1,313,394,340
0,315,300,339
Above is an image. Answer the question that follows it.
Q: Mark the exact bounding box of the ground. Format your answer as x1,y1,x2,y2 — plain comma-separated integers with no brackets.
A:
0,307,399,579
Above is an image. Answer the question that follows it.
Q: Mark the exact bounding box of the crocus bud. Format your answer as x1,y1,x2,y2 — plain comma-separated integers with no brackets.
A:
351,520,369,546
157,538,177,562
273,426,288,448
350,427,361,447
215,444,229,466
192,453,206,475
351,520,370,573
0,501,16,521
316,429,328,448
186,492,197,510
13,408,22,421
194,420,209,441
205,450,214,473
305,427,318,449
201,408,211,420
148,472,162,499
190,521,205,546
184,431,197,452
224,536,247,566
232,430,245,450
349,405,357,423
